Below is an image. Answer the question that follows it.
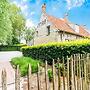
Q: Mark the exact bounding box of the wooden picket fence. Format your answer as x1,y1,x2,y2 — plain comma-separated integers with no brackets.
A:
1,53,90,90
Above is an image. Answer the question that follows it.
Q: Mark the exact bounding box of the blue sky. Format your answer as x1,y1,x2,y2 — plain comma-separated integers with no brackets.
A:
11,0,90,31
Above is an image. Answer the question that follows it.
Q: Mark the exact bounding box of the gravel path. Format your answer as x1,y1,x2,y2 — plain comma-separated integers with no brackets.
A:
0,51,23,90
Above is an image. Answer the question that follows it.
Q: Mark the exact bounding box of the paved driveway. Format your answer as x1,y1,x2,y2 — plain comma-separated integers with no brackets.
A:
0,51,23,90
0,51,22,61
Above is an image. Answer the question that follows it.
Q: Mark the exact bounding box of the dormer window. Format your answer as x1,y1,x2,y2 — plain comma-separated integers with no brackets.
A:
47,25,50,36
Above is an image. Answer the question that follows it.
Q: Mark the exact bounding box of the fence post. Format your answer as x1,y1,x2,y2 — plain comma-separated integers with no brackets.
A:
86,53,90,90
37,63,40,90
78,54,82,90
71,56,75,90
62,57,66,90
15,65,20,90
84,60,87,90
67,57,70,90
57,58,61,90
80,54,83,90
76,54,79,90
45,60,48,90
2,69,7,90
28,64,31,90
73,54,77,90
52,59,55,90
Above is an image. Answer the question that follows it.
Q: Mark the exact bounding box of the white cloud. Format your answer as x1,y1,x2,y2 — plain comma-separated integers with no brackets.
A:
20,4,28,11
12,0,29,17
30,12,35,16
26,19,35,28
12,1,18,5
66,0,85,10
22,0,27,2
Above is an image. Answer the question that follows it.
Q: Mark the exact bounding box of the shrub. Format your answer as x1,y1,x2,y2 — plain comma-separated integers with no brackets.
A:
12,37,20,44
21,39,90,64
0,44,26,51
48,69,53,82
11,57,42,76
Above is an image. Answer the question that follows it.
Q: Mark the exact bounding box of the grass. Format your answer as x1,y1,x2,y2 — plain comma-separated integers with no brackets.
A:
11,57,43,76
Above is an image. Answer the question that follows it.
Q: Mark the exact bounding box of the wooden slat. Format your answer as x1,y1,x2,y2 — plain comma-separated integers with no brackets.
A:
15,65,20,90
63,57,66,90
71,56,75,90
52,59,55,90
37,64,40,90
45,60,48,90
57,58,61,90
2,69,7,90
67,57,70,90
28,64,31,90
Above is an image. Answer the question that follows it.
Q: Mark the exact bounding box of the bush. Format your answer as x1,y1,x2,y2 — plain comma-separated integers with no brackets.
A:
12,37,20,44
0,44,27,51
48,69,53,82
21,39,90,64
11,57,42,76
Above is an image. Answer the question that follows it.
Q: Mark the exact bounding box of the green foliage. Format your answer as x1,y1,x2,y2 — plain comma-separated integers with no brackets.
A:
55,63,65,76
0,1,25,45
11,57,42,76
48,69,53,82
21,39,90,64
9,4,25,43
12,37,20,44
0,44,26,51
0,0,13,44
23,27,35,44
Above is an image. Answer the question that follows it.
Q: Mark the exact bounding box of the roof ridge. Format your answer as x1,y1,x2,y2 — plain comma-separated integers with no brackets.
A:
46,14,90,37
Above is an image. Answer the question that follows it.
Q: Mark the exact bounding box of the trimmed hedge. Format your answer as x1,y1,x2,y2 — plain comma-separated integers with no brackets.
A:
21,39,90,64
0,44,27,51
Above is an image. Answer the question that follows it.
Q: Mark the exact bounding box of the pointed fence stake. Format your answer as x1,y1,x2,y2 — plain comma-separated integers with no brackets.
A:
52,59,55,90
28,64,31,90
45,60,48,90
15,65,20,90
2,69,7,90
37,63,40,90
57,58,61,90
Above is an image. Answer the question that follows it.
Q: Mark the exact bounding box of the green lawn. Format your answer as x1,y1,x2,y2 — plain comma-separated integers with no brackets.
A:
11,57,43,76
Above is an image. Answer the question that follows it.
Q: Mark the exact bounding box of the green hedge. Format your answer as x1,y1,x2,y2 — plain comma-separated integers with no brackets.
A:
0,44,27,51
21,39,90,64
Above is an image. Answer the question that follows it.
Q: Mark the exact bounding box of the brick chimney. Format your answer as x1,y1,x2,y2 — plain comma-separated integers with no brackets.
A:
42,3,46,13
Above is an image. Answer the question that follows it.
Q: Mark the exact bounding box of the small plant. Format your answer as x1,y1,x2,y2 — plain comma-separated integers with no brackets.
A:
11,57,43,76
48,69,53,82
55,63,65,76
55,63,63,69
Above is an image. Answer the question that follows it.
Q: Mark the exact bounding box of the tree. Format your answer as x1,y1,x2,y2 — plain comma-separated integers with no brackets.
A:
0,0,13,44
9,4,26,44
0,0,25,45
24,27,35,45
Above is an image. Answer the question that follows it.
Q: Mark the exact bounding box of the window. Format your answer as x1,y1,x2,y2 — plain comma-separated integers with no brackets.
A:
60,33,63,41
65,39,69,41
36,31,38,37
47,25,50,35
